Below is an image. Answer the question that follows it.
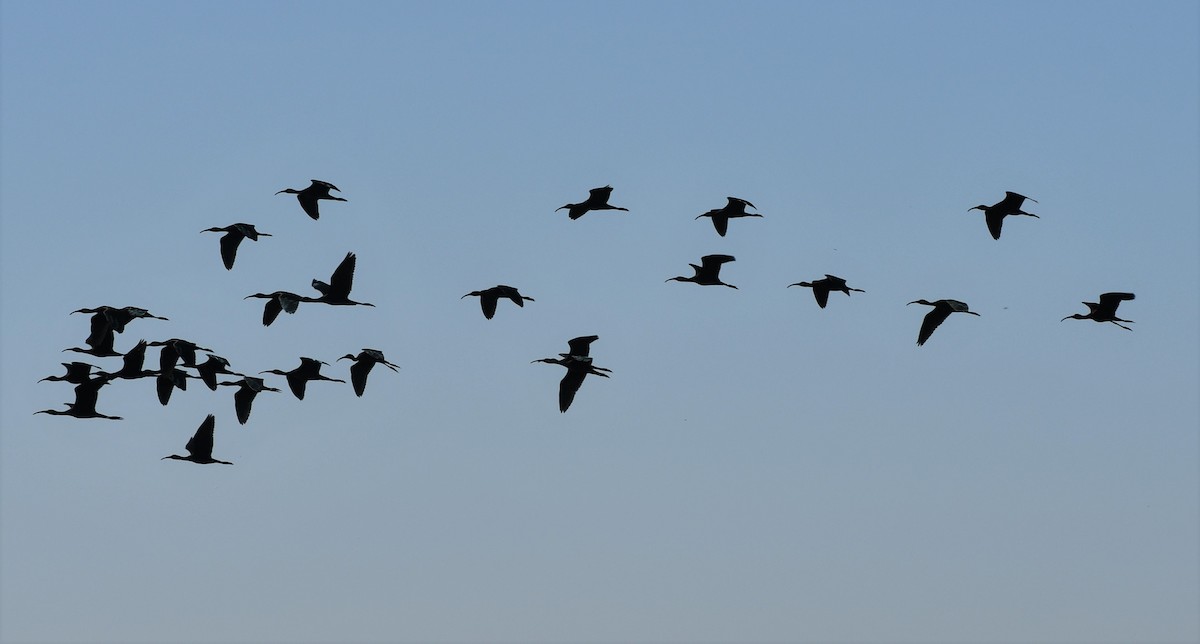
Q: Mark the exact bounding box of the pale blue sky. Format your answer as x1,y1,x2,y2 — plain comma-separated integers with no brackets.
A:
2,2,1198,643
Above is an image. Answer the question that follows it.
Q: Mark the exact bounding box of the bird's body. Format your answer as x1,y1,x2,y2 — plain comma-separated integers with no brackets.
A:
201,223,271,270
908,299,981,346
788,274,865,308
462,285,535,319
667,254,738,288
218,376,280,424
244,291,308,326
338,349,400,397
277,179,346,220
162,415,232,465
1061,292,1136,330
969,191,1039,240
309,252,374,307
261,357,345,400
696,197,762,237
557,185,628,220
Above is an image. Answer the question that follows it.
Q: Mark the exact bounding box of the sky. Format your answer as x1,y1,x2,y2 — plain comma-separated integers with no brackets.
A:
1,2,1198,643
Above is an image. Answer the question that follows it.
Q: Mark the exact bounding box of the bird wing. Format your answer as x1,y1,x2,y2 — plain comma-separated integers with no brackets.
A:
480,294,498,320
349,360,373,397
218,231,244,270
1098,292,1135,307
186,415,217,459
156,372,176,405
233,386,256,424
985,211,1004,240
812,284,830,309
499,286,527,308
567,335,599,357
122,340,148,372
329,252,357,297
263,297,283,326
589,186,613,201
287,372,307,400
916,307,952,346
567,204,588,220
312,179,339,192
710,215,729,237
558,367,588,413
700,254,736,270
1001,191,1033,209
298,193,321,220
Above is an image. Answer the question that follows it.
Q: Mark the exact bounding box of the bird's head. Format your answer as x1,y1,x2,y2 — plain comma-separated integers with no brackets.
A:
968,205,988,212
337,354,357,362
276,188,300,195
907,299,934,306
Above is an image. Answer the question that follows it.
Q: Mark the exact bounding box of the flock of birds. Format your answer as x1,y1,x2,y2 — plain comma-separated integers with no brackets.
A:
35,181,1138,465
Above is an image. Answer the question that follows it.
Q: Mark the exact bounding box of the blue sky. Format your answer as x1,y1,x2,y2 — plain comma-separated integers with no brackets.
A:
2,2,1198,642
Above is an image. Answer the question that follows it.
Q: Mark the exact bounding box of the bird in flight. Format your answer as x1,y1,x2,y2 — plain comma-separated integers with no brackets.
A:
556,185,628,220
309,252,375,307
696,197,762,237
907,299,981,346
788,274,864,308
244,291,309,327
162,415,233,465
277,179,346,220
968,191,1039,240
338,349,401,397
261,357,346,400
1061,292,1136,331
201,223,271,270
218,376,281,425
462,285,535,319
667,254,738,289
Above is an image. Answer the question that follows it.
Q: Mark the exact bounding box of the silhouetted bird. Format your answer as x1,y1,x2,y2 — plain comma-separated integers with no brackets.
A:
563,335,600,360
557,186,628,220
462,285,535,319
40,361,100,384
309,252,374,307
908,299,981,346
531,355,611,413
969,191,1039,240
244,291,309,326
218,376,280,424
149,338,212,371
338,349,400,397
696,197,762,237
788,274,865,308
63,328,123,358
1061,292,1136,331
261,357,346,400
277,179,346,220
156,368,196,406
667,254,738,288
201,223,271,270
35,377,120,420
95,340,159,380
162,415,232,465
195,354,243,391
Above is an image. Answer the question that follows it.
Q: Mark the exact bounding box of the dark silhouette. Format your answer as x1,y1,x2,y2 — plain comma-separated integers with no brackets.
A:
95,340,159,380
696,197,762,237
244,291,308,326
309,252,374,307
557,186,628,220
1061,292,1136,330
40,361,100,384
788,274,865,308
969,191,1039,240
277,179,346,220
218,376,280,425
162,415,232,465
338,349,401,397
531,356,611,413
667,254,738,289
35,377,121,420
195,354,243,391
63,328,124,358
462,285,535,319
149,338,212,371
72,306,169,334
908,299,981,346
261,357,346,400
156,368,196,406
201,223,271,270
564,335,600,360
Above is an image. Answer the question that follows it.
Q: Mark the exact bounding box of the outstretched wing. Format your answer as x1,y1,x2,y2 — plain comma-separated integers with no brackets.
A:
985,211,1005,240
566,335,599,358
699,254,736,271
186,415,216,459
480,294,498,320
558,368,587,413
329,252,357,298
349,360,374,397
218,231,244,270
916,308,952,346
233,386,256,424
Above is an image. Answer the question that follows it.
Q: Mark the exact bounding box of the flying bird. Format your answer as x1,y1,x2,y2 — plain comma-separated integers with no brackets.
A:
149,338,212,371
908,299,981,346
462,285,535,319
309,252,374,307
194,354,243,391
35,377,121,420
1061,292,1136,331
788,274,865,308
244,291,309,326
40,361,101,384
162,415,232,465
95,340,159,380
968,191,1039,240
276,179,346,220
338,349,401,397
63,327,123,358
667,254,738,289
261,357,346,400
218,376,280,425
201,223,271,270
156,368,196,406
696,197,762,237
556,185,628,220
531,355,611,413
